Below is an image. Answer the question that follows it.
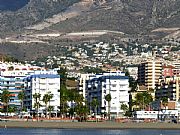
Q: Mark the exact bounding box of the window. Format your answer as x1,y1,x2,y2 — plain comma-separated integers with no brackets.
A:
111,107,116,110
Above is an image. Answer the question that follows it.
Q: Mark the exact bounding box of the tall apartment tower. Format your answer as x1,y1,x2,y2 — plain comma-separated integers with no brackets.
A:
138,59,162,90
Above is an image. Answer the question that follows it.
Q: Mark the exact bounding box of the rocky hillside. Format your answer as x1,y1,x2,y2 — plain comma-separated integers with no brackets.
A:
0,0,80,36
0,0,180,60
46,0,180,37
0,0,179,37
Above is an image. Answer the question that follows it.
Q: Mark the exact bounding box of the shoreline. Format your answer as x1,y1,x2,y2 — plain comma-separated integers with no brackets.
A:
0,121,180,130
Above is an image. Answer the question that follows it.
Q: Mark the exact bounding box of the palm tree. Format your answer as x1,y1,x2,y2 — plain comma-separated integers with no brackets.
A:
33,93,41,120
74,93,84,106
18,91,25,112
135,92,153,110
67,90,76,117
60,84,69,117
162,97,168,110
75,104,89,122
42,93,50,118
1,89,10,116
48,105,54,119
121,104,128,116
161,97,168,121
58,67,67,116
48,92,53,119
105,94,111,120
8,106,17,114
91,98,99,116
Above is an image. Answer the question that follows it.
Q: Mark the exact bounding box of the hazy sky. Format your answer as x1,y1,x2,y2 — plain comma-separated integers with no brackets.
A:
0,0,29,11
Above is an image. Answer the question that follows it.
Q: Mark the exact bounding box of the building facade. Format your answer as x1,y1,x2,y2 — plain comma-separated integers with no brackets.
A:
24,73,60,114
0,62,45,109
85,72,129,118
138,59,162,90
78,73,94,99
155,76,180,102
0,70,27,108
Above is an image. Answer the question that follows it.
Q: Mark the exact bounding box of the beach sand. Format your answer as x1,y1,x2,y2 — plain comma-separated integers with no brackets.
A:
0,121,180,129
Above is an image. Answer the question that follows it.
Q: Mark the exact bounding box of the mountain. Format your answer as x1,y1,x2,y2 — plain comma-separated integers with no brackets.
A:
0,0,180,60
0,0,81,36
0,0,179,37
45,0,180,36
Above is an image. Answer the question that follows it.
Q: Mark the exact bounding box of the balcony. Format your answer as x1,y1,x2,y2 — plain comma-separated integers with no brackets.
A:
1,84,15,87
155,67,162,70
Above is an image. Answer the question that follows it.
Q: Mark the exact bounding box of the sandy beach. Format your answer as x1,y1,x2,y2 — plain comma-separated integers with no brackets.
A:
0,121,180,129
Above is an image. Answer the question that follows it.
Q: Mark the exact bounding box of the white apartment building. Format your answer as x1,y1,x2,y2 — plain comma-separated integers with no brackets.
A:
78,73,94,98
24,73,60,114
85,71,129,118
0,61,46,108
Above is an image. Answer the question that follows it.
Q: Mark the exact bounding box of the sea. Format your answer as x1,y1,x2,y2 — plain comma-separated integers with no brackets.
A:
0,128,180,135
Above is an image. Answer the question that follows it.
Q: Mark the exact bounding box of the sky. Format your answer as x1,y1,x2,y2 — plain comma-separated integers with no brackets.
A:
0,0,29,11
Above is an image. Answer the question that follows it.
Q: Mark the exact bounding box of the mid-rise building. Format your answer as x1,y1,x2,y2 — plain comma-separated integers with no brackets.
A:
85,71,129,118
0,61,57,111
0,70,27,107
155,76,180,102
78,73,94,98
24,73,60,114
162,64,180,77
0,62,45,109
138,59,162,90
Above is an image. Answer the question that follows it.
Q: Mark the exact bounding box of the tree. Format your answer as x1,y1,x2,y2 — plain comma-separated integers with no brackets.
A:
105,94,111,120
60,84,69,117
8,106,17,113
48,92,53,118
42,93,49,117
18,91,25,112
1,89,10,116
129,76,137,92
162,97,168,110
67,89,78,117
74,93,84,106
161,97,168,121
33,93,41,120
91,98,99,116
74,97,89,122
48,106,54,118
134,92,153,110
121,104,128,116
42,92,53,118
58,67,67,85
73,92,88,120
58,67,68,117
125,69,137,92
81,66,104,74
